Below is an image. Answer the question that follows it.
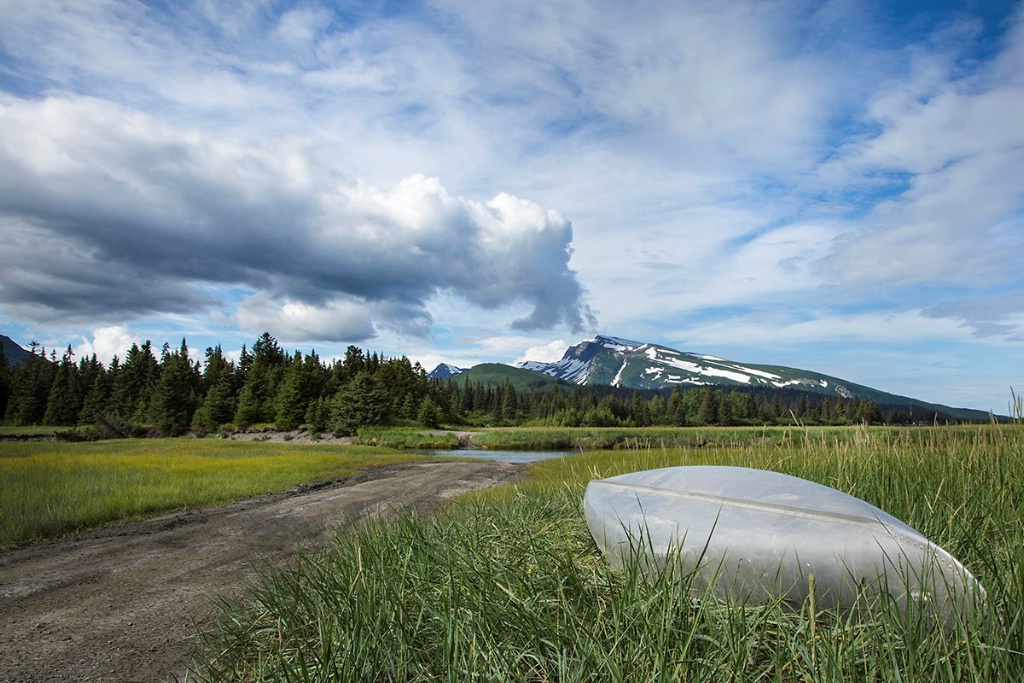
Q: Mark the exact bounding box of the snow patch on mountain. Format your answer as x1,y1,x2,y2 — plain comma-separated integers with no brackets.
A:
598,335,645,350
427,363,466,380
515,335,872,400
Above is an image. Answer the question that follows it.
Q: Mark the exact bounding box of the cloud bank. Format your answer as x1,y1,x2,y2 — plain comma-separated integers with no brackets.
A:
0,96,593,341
0,0,1021,411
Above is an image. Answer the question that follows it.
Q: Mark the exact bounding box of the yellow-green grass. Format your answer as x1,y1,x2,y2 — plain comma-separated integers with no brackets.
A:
196,425,1024,682
0,439,422,549
0,425,67,437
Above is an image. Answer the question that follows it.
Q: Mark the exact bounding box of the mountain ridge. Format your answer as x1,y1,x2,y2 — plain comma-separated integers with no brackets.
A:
0,334,36,367
508,335,989,421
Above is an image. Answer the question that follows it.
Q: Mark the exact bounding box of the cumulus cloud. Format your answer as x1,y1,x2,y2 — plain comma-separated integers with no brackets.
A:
514,339,569,366
74,325,140,366
0,96,593,341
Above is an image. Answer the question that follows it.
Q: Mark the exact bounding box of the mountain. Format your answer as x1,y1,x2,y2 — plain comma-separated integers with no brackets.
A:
427,363,467,380
456,363,568,391
517,335,992,422
1,334,36,367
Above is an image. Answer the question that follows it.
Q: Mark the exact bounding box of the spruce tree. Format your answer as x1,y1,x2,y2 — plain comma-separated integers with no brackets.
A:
697,387,718,425
330,371,390,435
234,333,286,426
78,363,111,425
43,346,82,426
149,339,200,436
109,341,159,424
5,342,55,425
275,350,326,430
0,344,11,420
192,346,237,431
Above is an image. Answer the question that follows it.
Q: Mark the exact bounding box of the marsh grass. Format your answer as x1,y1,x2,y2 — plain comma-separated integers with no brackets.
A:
0,425,66,437
194,425,1024,681
353,426,461,450
0,439,419,549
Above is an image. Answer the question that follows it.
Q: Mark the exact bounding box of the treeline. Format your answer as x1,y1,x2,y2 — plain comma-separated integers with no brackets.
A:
0,333,944,436
445,381,892,428
0,333,438,436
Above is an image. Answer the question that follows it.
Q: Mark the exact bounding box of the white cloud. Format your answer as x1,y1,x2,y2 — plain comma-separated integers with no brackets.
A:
0,96,592,340
75,326,140,366
1,0,1022,412
678,310,978,350
514,339,569,366
821,9,1024,290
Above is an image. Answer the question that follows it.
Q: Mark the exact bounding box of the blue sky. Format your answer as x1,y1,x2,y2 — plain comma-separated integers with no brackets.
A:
0,0,1021,413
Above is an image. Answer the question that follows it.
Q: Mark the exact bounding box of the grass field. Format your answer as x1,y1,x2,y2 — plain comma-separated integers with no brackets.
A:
0,438,421,549
194,424,1024,682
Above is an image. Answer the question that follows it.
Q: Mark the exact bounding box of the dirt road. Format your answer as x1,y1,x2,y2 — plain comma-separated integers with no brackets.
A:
0,460,525,682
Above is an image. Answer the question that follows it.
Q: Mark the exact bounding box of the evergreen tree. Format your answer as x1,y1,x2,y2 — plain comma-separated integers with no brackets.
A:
417,396,444,429
305,396,330,434
697,387,718,425
233,383,262,429
43,345,82,426
78,361,110,425
716,390,734,426
330,371,390,435
275,350,327,430
191,345,237,431
340,345,366,380
630,390,651,426
0,344,11,419
234,333,286,427
109,341,160,424
149,339,200,436
4,342,55,425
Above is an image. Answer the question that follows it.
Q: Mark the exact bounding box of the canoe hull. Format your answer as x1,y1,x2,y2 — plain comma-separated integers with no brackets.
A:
584,466,985,619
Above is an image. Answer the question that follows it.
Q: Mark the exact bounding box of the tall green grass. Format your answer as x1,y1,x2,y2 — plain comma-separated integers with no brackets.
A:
469,425,891,452
0,439,420,549
193,425,1024,682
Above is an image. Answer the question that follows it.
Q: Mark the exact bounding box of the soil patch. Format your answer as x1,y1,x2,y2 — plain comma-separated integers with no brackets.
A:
0,460,525,682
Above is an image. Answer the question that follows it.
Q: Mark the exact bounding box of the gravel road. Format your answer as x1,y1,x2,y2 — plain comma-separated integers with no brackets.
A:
0,460,525,682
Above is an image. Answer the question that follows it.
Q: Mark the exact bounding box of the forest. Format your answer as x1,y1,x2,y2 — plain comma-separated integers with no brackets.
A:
0,332,937,437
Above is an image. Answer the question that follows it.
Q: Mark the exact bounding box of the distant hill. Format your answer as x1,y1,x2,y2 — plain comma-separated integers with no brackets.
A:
514,335,991,422
0,334,36,367
449,363,568,392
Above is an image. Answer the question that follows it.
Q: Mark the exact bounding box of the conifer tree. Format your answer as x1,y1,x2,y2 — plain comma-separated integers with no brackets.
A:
234,333,286,427
330,371,390,435
275,350,327,430
78,362,111,425
4,342,55,425
43,345,82,426
109,341,160,424
716,390,734,426
0,344,11,420
697,387,718,425
417,396,444,429
149,339,200,436
191,346,237,431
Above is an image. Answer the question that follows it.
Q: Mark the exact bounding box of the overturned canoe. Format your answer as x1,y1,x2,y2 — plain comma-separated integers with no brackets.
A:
584,466,985,620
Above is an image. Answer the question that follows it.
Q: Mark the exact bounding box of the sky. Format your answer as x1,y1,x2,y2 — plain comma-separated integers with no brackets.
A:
0,0,1022,413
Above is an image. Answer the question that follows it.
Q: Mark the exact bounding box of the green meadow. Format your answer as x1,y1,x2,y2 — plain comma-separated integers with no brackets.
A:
193,425,1024,682
0,438,420,549
3,426,1022,680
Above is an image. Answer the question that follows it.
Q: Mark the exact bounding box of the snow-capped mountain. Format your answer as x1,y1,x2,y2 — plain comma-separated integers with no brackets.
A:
432,335,989,421
427,362,467,380
518,335,904,404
